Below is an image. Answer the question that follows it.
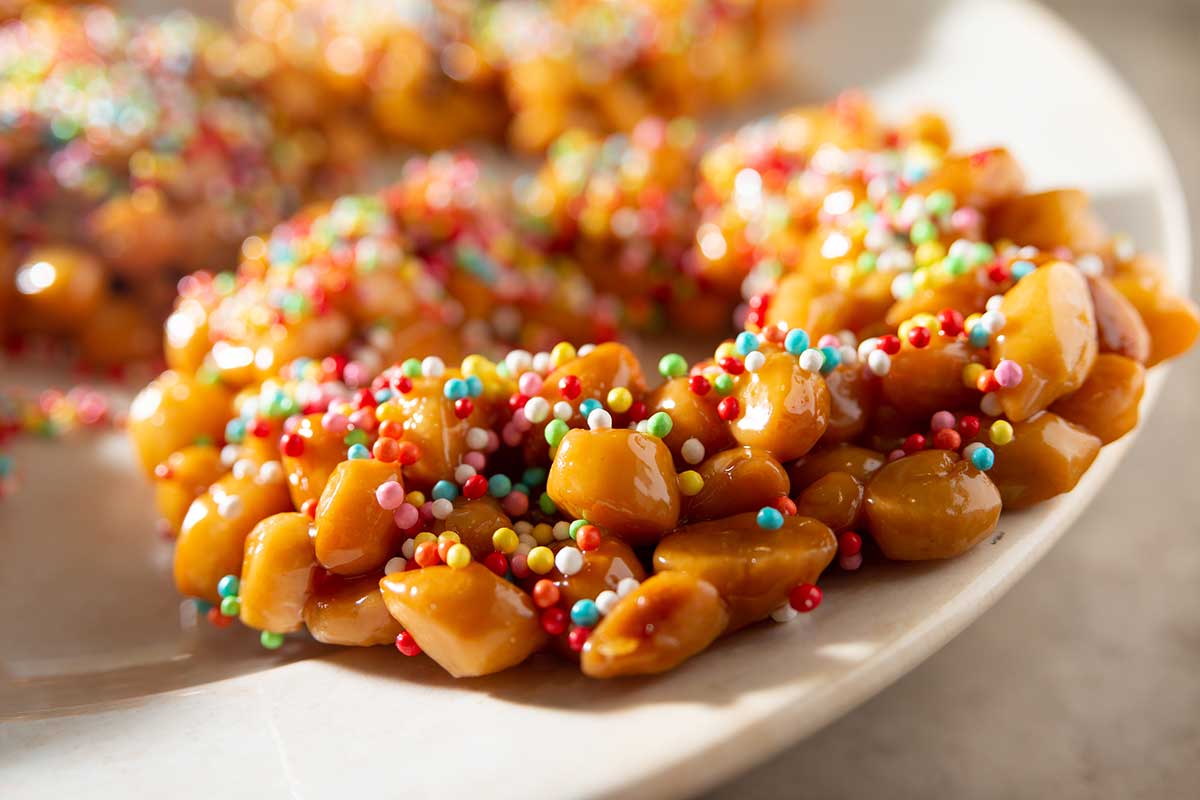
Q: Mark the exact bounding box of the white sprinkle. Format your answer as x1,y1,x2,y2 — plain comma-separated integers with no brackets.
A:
1076,254,1103,276
980,393,1003,416
505,349,532,375
838,345,858,366
420,356,445,378
256,461,284,485
514,521,533,536
798,348,825,373
466,427,489,451
596,590,620,616
552,521,571,541
431,498,454,519
553,401,574,421
681,437,706,465
744,351,767,372
587,409,613,430
555,547,584,576
532,352,552,374
770,603,799,623
523,397,550,423
401,539,416,559
216,495,242,519
985,294,1005,312
867,349,892,376
232,458,254,480
385,556,407,575
454,464,476,483
979,310,1006,334
220,445,240,467
578,343,596,357
617,577,640,598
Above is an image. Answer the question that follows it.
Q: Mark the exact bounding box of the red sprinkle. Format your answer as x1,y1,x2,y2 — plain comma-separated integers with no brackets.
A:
372,437,399,462
689,375,711,396
483,552,508,577
628,402,649,423
414,541,441,568
281,433,304,458
937,308,964,337
774,496,797,516
533,579,560,608
395,631,422,656
301,499,318,519
838,532,863,558
567,626,591,652
907,325,931,348
957,415,981,438
454,398,474,419
508,393,529,412
933,428,962,450
462,474,488,499
397,441,422,466
789,583,823,613
395,376,414,394
576,524,602,551
251,419,271,438
378,420,404,440
719,356,746,375
877,334,902,355
558,375,582,400
902,433,927,453
356,388,377,408
717,397,740,421
206,607,233,628
976,369,1000,393
541,607,569,636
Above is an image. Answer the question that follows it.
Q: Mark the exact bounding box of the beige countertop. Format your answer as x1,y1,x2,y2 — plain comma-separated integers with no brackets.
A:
708,2,1200,797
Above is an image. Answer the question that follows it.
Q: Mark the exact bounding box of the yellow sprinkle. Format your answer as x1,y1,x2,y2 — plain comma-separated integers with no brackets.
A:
912,269,930,290
989,420,1014,446
965,312,983,331
962,362,986,389
531,522,555,545
912,312,938,330
606,387,633,413
914,240,946,268
405,491,425,507
445,543,472,569
715,341,737,361
492,526,518,554
550,342,577,369
376,400,403,422
898,319,917,342
527,546,555,575
413,531,436,546
678,470,704,497
438,531,461,547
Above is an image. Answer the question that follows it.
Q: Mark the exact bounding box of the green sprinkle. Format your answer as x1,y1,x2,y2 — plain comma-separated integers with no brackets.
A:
401,358,422,378
968,242,995,266
260,631,285,650
714,374,735,396
658,353,688,379
909,218,937,245
646,411,674,438
545,418,569,448
925,189,955,217
344,429,368,446
538,492,557,515
942,253,968,276
569,519,589,539
219,596,241,617
856,252,877,274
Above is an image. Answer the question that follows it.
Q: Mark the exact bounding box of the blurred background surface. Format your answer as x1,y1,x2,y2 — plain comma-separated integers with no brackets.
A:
709,3,1200,796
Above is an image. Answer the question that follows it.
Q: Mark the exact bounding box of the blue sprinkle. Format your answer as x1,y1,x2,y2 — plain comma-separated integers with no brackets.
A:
488,474,513,498
1011,260,1036,280
970,445,996,471
512,482,530,496
579,398,602,417
735,331,760,355
968,324,991,348
756,506,784,530
443,379,468,400
217,575,240,599
570,599,600,627
347,444,371,460
224,418,247,444
522,467,548,487
432,480,459,501
465,375,484,398
784,328,810,355
819,346,841,374
374,388,394,404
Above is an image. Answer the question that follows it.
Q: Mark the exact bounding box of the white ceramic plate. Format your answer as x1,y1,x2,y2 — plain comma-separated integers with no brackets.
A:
0,0,1190,797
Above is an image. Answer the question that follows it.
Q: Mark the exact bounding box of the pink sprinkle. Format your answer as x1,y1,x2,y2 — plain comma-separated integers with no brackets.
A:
464,451,486,471
321,412,349,434
510,553,530,579
817,334,841,349
950,207,982,233
376,480,405,510
342,362,368,387
419,501,435,523
282,416,301,434
994,359,1023,388
393,502,419,529
348,408,376,432
502,490,529,517
887,448,906,462
518,373,543,396
930,410,956,431
839,553,863,571
501,422,522,447
511,408,532,433
484,430,500,453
